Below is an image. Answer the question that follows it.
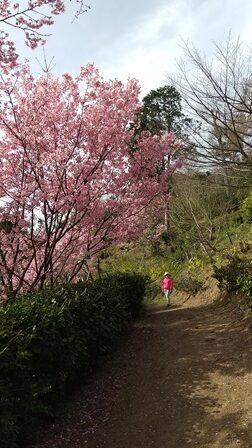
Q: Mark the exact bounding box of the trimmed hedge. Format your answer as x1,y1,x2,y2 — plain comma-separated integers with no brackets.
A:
0,273,147,448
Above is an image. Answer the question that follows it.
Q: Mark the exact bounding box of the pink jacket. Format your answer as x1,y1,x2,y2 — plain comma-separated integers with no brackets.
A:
161,277,173,291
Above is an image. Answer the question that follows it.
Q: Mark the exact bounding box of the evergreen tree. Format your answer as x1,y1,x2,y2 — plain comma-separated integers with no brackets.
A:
137,85,191,137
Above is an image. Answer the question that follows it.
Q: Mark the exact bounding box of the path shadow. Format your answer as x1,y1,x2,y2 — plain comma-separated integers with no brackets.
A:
146,303,182,313
137,303,252,447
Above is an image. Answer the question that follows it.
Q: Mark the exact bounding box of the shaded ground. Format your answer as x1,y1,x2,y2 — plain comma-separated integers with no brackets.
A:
30,288,252,448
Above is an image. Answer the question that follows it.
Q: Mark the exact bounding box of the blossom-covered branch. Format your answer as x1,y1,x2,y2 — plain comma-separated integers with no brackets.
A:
0,0,90,72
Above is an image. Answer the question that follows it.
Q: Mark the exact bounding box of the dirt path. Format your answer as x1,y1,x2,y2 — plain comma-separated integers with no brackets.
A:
31,295,252,448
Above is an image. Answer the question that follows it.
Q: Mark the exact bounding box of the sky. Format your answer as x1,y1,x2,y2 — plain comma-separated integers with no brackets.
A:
12,0,252,96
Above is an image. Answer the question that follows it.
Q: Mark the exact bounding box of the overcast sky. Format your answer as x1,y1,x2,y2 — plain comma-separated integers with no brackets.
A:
14,0,252,96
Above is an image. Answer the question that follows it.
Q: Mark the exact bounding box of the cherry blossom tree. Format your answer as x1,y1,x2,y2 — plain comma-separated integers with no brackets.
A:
0,0,90,73
0,63,181,298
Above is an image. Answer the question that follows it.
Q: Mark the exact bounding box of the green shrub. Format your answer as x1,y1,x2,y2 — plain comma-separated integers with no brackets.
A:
241,192,252,221
237,274,252,299
144,282,161,302
0,273,147,448
175,276,203,294
212,253,251,292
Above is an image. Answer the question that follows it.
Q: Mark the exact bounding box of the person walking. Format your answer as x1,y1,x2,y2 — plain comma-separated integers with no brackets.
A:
161,272,174,307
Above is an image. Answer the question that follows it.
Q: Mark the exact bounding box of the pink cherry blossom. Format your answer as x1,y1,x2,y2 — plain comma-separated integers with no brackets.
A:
0,0,90,72
0,63,181,298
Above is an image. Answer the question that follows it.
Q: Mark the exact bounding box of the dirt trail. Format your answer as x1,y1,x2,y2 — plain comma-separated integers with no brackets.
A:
31,292,252,448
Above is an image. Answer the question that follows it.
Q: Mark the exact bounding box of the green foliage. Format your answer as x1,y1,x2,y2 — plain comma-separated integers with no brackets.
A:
138,85,191,136
212,252,251,292
241,192,252,221
213,258,239,292
237,274,252,299
144,282,162,303
169,171,251,262
175,275,203,294
0,273,147,448
100,245,184,281
171,257,204,294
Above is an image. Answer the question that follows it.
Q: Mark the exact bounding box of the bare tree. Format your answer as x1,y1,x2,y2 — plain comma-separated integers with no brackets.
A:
169,35,252,188
170,172,234,261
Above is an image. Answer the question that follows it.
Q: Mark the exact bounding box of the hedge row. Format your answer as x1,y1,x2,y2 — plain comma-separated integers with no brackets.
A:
0,273,147,448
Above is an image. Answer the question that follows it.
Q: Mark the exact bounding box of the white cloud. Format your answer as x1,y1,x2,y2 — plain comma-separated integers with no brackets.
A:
8,0,252,96
99,1,195,95
99,0,252,95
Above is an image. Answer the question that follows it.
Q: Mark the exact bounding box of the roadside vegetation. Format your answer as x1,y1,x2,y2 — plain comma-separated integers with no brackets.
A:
0,273,147,447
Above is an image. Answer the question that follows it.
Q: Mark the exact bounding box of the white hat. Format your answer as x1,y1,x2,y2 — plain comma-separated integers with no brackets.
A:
164,272,169,276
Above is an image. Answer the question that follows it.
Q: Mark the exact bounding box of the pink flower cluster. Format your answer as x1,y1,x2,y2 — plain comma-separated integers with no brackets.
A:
0,64,181,297
0,0,66,72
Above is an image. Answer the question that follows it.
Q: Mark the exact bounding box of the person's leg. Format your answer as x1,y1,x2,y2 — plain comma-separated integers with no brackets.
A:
164,289,169,305
167,290,171,305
